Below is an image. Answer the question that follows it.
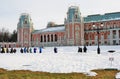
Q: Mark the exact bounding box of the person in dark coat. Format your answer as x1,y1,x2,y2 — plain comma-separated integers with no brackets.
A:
1,47,5,53
10,47,13,53
24,47,27,53
20,48,23,53
34,47,37,53
78,47,82,53
83,46,87,53
54,47,57,53
13,48,16,53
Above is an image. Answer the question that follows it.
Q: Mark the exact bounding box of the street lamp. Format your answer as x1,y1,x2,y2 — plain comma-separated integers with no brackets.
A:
93,23,103,54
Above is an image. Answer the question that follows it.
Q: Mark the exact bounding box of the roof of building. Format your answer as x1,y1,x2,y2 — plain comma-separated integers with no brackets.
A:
32,25,65,34
17,13,33,28
84,12,120,23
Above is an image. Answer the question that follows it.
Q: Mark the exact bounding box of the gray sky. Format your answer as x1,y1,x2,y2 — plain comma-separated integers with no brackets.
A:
0,0,120,32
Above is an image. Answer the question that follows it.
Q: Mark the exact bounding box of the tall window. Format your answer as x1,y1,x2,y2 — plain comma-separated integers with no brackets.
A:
113,30,116,39
119,30,120,38
55,34,57,41
47,35,50,42
113,40,116,45
51,34,53,42
40,35,43,42
44,35,46,42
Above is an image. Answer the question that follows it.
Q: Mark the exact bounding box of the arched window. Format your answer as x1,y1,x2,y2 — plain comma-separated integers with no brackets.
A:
51,34,53,42
44,35,46,42
47,35,50,42
40,35,43,42
55,34,57,41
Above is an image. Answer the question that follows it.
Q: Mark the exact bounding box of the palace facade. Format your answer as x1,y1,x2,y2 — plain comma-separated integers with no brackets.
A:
17,6,120,47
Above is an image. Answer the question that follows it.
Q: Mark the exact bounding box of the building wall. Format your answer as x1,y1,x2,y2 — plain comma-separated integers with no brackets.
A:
32,31,65,47
84,20,120,45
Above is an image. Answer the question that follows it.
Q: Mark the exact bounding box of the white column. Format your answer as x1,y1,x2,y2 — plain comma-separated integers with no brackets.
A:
42,34,44,46
17,30,19,42
116,30,119,44
59,34,61,45
101,35,104,45
81,17,84,46
21,28,23,47
49,34,51,42
42,35,44,42
53,34,55,42
110,30,113,45
46,34,47,42
46,34,47,46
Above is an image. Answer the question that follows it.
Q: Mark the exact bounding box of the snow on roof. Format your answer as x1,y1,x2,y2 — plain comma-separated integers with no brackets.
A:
84,12,120,23
84,17,120,23
32,25,65,34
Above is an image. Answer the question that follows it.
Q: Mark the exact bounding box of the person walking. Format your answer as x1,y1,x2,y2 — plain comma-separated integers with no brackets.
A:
13,48,16,53
10,47,13,53
34,47,37,53
39,47,42,53
4,47,6,53
26,47,29,53
78,47,82,53
20,48,23,53
1,47,5,53
83,45,87,53
29,48,32,53
24,47,27,53
54,47,57,53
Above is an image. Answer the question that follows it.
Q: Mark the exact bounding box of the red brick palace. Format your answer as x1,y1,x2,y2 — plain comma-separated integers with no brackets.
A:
17,6,120,47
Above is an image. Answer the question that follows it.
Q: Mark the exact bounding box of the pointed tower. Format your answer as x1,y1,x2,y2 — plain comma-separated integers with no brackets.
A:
17,13,34,47
65,6,84,46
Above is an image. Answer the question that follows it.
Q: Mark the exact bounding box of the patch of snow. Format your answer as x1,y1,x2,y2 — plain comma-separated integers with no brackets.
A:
116,72,120,79
33,26,65,33
0,45,120,75
84,72,97,76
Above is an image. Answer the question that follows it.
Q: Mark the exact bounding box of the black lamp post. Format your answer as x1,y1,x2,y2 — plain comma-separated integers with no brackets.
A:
97,29,100,54
93,23,103,54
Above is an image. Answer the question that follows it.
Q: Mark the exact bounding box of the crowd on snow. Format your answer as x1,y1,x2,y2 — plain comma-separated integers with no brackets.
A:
0,47,16,53
78,45,87,53
0,46,87,53
20,47,42,53
20,47,58,53
0,46,58,53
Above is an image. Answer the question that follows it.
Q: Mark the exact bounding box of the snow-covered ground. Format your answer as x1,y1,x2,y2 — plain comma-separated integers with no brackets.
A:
0,45,120,76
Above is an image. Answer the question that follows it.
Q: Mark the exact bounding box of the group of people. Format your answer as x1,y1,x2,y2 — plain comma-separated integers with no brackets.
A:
20,47,42,53
0,46,87,54
78,46,87,53
20,47,58,53
0,47,16,53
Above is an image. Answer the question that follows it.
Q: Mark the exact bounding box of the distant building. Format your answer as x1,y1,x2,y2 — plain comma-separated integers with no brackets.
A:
17,6,120,47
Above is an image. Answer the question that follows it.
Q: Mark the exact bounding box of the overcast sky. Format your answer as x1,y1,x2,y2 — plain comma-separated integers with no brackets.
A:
0,0,120,32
